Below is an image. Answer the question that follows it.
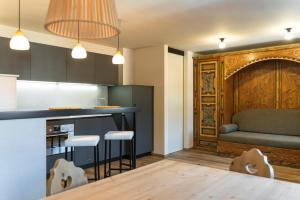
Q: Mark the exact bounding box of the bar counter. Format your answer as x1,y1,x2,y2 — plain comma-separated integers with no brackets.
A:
0,107,138,120
0,107,138,200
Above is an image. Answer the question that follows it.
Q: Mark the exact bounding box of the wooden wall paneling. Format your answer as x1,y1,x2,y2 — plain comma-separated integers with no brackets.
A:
275,61,281,109
193,59,200,146
219,60,224,126
280,60,300,109
223,76,234,124
223,46,300,79
231,59,300,112
234,60,276,112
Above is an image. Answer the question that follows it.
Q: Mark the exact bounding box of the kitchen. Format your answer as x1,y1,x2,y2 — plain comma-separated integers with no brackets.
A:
0,16,153,199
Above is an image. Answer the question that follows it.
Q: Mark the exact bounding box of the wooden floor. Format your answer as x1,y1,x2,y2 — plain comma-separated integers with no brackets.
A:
85,149,300,184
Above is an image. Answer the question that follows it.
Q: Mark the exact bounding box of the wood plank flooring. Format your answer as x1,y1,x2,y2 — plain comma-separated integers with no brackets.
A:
47,160,300,200
85,149,300,184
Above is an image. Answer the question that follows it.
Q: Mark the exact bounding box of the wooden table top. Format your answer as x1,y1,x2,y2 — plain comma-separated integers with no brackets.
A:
44,160,300,200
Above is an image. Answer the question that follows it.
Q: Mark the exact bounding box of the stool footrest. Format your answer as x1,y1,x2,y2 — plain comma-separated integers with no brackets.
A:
121,163,132,167
110,168,131,171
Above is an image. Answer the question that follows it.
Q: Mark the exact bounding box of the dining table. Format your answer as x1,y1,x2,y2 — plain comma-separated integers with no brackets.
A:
44,160,300,200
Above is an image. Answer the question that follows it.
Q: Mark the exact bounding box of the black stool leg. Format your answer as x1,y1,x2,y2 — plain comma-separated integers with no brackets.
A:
104,140,107,178
93,146,97,180
108,140,111,177
132,137,136,168
51,137,54,148
97,143,100,180
119,140,122,173
129,140,133,169
70,147,74,161
58,136,61,147
65,147,68,160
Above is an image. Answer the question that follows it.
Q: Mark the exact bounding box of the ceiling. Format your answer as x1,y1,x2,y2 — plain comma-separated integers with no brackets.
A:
1,0,300,52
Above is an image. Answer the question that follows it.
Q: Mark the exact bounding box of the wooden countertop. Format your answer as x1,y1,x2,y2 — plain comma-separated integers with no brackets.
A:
44,160,300,200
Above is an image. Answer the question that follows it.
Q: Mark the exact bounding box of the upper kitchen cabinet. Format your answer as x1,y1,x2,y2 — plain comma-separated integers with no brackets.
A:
31,43,67,82
0,37,30,80
67,50,95,83
95,54,118,85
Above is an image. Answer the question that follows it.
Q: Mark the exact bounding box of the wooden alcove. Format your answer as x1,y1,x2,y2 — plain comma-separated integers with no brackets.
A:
223,58,300,123
194,44,300,165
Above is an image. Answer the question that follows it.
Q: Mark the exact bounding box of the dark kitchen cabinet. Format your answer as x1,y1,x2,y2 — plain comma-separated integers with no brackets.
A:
95,54,118,85
108,85,154,155
0,36,119,85
0,37,30,79
31,43,67,82
67,50,96,83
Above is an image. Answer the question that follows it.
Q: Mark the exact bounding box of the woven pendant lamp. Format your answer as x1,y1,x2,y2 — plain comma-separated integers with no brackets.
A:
45,0,120,39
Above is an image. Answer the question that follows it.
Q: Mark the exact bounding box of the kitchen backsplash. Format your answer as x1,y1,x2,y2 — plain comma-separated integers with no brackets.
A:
16,80,108,110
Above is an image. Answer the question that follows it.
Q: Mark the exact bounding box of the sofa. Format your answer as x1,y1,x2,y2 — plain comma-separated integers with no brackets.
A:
218,109,300,166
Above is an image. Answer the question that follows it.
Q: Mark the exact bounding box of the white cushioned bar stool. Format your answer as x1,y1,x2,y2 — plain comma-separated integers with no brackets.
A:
64,135,100,180
104,131,134,177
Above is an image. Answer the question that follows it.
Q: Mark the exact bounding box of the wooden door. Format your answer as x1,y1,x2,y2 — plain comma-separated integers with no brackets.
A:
194,59,219,149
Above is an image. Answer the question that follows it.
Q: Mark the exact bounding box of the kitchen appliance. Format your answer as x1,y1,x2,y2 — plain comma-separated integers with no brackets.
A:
47,123,74,156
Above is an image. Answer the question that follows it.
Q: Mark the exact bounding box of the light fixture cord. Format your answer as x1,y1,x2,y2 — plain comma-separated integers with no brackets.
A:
77,20,80,43
118,34,120,50
18,0,21,30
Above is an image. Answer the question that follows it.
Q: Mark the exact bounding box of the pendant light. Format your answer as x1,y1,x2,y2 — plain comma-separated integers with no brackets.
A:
112,34,125,64
10,0,30,50
284,28,293,41
219,38,226,49
45,0,120,39
71,21,87,59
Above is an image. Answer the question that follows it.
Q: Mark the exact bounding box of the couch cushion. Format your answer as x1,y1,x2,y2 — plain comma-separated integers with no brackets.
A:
220,124,239,134
232,109,300,136
219,131,300,149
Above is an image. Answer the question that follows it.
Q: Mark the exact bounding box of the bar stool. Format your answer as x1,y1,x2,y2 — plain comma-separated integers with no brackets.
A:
64,135,100,180
104,131,134,177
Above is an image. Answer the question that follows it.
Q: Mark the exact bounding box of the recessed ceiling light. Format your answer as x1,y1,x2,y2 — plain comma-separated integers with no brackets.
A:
284,28,293,41
219,38,226,49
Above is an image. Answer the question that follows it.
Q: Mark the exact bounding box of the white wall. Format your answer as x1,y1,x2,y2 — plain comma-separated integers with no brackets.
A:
165,53,184,154
133,45,167,155
128,46,193,155
16,81,108,110
121,48,134,85
184,51,194,148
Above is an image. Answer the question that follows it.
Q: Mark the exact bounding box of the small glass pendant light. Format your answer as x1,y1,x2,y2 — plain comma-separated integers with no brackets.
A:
112,34,125,64
219,38,226,49
10,0,30,50
284,28,293,41
72,21,87,59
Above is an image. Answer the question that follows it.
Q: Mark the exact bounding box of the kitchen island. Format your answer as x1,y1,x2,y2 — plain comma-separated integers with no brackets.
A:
0,107,138,200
